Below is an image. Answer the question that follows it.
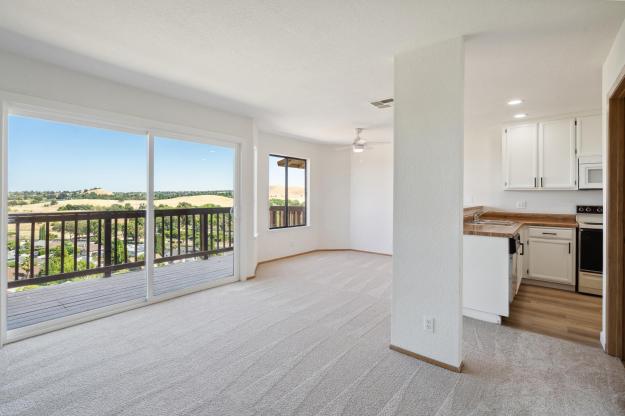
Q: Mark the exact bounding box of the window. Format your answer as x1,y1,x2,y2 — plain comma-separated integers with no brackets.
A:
268,155,307,228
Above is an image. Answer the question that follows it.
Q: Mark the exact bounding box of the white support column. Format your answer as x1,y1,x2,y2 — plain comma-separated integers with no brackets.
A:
238,121,257,280
391,37,464,371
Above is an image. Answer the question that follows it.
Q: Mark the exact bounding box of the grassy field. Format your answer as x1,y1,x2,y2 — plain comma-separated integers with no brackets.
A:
268,185,305,202
8,194,234,213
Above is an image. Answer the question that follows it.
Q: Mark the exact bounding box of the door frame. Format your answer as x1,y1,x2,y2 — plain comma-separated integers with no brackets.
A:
0,91,243,345
606,69,625,360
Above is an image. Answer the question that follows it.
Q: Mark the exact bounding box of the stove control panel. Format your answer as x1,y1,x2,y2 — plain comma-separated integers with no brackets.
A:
576,205,603,214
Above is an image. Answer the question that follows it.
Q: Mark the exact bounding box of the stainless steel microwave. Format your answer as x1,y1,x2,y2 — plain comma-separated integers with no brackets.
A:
578,156,603,189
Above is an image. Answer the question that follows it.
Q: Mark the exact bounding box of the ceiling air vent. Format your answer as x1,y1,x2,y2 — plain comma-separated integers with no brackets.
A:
370,98,394,109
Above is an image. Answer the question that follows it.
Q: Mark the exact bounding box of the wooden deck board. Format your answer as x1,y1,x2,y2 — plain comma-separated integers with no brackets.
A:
7,254,234,330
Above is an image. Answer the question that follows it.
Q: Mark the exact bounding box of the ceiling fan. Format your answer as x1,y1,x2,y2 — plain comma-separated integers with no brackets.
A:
338,128,390,153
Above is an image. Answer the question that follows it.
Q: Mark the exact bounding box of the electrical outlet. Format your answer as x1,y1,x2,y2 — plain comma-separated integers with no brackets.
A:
423,316,435,333
516,200,527,209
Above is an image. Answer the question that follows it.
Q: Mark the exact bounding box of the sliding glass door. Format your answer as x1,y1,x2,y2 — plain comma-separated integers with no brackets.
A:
152,136,235,296
5,115,147,331
2,108,239,340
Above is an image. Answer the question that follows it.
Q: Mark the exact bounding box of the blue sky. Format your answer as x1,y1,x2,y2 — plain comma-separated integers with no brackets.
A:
268,155,305,190
8,115,234,192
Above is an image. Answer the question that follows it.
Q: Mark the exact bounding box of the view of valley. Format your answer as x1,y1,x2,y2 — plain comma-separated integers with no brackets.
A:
7,187,236,290
6,115,238,298
8,188,234,213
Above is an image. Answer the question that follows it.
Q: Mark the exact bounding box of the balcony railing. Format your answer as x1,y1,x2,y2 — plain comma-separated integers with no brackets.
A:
8,207,233,288
269,205,305,228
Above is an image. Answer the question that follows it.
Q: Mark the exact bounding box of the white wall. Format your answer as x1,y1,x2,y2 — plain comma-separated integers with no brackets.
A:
601,18,625,349
392,38,464,369
0,49,258,278
256,131,391,262
256,132,350,262
317,150,352,250
464,123,603,213
350,146,393,254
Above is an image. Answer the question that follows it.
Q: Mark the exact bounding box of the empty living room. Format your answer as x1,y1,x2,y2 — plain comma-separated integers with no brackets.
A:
2,1,625,415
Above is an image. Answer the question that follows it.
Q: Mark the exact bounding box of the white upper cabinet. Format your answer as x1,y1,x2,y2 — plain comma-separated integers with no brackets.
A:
538,118,577,189
503,124,538,189
503,115,582,191
576,114,602,157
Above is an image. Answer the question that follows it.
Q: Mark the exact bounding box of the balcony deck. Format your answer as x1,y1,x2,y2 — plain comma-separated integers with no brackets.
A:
7,253,234,331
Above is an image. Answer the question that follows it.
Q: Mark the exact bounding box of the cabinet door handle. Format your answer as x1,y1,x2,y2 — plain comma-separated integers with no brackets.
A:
540,177,543,187
542,232,557,235
568,242,571,254
519,242,524,255
534,177,537,187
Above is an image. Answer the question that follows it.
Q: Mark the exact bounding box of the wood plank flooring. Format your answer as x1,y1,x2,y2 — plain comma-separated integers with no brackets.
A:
503,284,602,347
7,253,233,330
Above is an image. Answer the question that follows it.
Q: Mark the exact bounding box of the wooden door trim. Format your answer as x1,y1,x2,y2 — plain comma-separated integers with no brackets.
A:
606,73,625,359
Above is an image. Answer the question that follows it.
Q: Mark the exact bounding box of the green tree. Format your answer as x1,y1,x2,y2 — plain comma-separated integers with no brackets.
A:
113,240,126,264
45,244,75,276
21,257,31,278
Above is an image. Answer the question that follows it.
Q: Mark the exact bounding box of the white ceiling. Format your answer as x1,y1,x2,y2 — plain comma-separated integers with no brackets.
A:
0,0,623,143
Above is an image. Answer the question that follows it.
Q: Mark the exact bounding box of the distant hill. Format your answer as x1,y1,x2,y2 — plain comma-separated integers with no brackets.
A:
82,188,113,196
269,185,305,202
8,194,233,213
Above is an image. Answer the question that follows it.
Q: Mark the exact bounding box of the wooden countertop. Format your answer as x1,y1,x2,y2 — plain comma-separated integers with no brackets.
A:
463,208,577,238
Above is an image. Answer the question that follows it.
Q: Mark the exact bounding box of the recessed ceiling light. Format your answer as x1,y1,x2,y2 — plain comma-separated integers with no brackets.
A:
507,99,523,106
513,113,527,119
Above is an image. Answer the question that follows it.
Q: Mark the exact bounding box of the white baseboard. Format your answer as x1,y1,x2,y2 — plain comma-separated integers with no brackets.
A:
463,307,502,324
600,330,606,350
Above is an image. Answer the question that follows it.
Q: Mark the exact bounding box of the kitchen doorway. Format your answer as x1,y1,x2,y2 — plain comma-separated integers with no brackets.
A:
606,69,625,361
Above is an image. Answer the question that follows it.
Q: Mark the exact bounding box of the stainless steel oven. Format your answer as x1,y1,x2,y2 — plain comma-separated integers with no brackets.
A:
576,205,603,296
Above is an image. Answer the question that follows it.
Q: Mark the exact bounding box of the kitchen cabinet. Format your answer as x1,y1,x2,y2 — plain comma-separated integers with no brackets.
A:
463,234,511,324
502,124,537,189
576,114,602,157
538,118,577,189
517,226,528,286
502,116,583,191
527,227,575,285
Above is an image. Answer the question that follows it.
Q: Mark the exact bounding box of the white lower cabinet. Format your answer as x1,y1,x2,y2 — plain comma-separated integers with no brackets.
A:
463,235,511,324
516,227,528,292
527,227,575,285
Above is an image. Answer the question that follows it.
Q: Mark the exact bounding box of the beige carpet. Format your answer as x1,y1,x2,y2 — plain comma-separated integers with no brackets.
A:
1,251,624,415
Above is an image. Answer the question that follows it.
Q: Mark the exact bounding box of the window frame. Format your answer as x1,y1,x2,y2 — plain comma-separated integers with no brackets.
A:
268,154,307,230
0,94,243,346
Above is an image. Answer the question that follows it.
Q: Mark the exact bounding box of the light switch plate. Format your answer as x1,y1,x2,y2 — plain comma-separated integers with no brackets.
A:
516,200,527,209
